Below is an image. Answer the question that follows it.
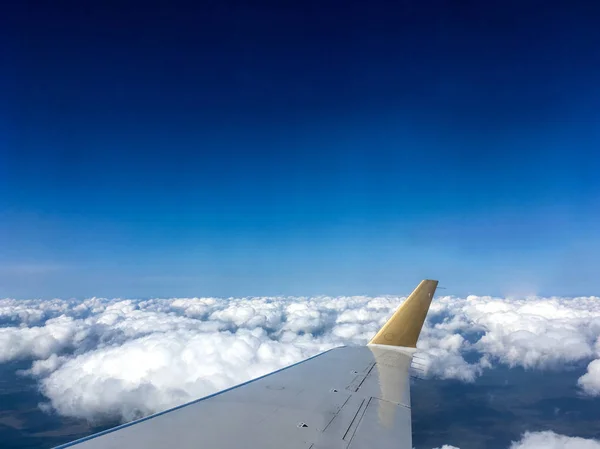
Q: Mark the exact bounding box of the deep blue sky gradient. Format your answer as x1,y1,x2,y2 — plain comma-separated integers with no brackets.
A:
2,1,600,298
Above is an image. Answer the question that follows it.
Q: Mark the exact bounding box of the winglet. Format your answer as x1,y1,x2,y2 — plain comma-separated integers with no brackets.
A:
368,279,438,348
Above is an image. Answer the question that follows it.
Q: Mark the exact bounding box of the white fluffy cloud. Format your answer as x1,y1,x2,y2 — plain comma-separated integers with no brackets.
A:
434,431,600,449
510,431,600,449
578,336,600,396
1,293,600,422
579,358,600,397
0,316,87,363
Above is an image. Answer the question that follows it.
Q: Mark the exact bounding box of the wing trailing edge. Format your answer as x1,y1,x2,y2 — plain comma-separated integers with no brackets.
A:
368,279,438,348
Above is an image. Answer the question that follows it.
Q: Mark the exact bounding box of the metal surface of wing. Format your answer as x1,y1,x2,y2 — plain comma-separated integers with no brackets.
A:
55,280,438,449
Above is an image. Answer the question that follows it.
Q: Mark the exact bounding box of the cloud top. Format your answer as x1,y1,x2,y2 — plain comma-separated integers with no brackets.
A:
510,431,600,449
435,431,600,449
1,293,599,422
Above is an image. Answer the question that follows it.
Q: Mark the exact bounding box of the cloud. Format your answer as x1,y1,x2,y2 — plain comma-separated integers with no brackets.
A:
431,295,600,369
579,337,600,397
40,329,313,422
0,316,86,363
1,293,600,422
434,431,600,449
0,297,77,325
509,431,600,449
579,357,600,397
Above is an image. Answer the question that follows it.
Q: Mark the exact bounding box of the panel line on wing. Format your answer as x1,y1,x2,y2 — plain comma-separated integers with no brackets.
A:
343,397,370,443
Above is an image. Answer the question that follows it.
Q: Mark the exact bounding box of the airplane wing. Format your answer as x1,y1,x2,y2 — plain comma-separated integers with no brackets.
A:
55,280,438,449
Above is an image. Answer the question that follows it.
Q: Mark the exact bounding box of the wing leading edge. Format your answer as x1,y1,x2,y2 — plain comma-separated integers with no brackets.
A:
55,280,438,449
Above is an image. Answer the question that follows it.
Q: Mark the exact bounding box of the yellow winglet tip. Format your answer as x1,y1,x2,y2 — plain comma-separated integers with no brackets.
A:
368,279,438,348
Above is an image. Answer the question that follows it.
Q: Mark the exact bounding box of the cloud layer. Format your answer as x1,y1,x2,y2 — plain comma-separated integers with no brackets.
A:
1,293,600,422
435,431,600,449
509,431,600,449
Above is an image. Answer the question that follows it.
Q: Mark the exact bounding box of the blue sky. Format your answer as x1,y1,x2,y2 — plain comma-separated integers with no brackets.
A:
1,0,600,298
